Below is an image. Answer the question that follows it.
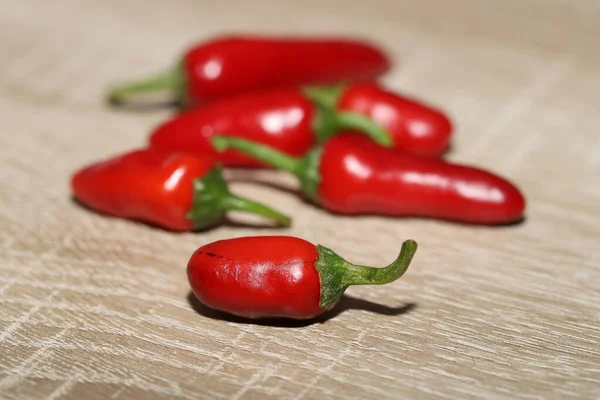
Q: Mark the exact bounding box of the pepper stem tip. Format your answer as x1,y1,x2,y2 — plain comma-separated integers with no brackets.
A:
106,66,184,106
211,136,229,152
346,239,418,286
222,195,292,227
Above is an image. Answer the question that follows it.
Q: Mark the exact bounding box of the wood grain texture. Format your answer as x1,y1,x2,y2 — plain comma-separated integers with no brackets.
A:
1,0,599,399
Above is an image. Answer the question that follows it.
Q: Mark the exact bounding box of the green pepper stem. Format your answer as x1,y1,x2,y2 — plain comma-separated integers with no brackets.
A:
315,240,418,309
303,84,393,147
222,195,291,227
302,84,347,108
212,136,302,176
187,165,291,229
107,66,183,105
344,240,418,285
332,112,393,147
212,135,323,203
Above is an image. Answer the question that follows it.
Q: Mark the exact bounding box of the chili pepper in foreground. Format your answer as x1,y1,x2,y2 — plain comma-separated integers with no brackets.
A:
149,88,392,167
71,149,290,231
305,82,453,157
108,35,390,107
188,236,417,319
212,134,526,224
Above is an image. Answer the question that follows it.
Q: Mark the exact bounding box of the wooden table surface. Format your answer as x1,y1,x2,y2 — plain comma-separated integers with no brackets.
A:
1,1,599,399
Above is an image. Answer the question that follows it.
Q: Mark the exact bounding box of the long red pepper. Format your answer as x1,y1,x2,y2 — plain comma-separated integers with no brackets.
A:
149,88,392,167
212,134,526,224
188,236,417,319
305,82,453,157
108,36,389,106
71,149,290,231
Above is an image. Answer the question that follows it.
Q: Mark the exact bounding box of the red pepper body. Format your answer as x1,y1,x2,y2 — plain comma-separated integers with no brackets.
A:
71,149,208,231
318,134,525,224
188,236,321,319
150,89,316,167
72,149,291,230
336,83,452,157
184,37,390,104
188,235,418,320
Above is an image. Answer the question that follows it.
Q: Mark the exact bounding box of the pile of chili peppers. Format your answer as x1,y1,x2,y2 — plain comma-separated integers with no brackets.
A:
71,35,526,320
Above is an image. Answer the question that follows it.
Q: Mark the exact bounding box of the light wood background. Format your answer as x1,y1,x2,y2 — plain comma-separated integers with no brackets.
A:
1,0,599,399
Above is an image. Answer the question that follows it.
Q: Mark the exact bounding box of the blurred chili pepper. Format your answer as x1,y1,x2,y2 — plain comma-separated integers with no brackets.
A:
71,149,290,231
149,88,392,167
108,36,390,107
213,134,526,224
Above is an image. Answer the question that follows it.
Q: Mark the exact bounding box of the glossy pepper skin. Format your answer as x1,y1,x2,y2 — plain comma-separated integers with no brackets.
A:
187,236,417,319
71,149,290,231
305,82,453,157
108,36,390,107
149,88,392,168
213,134,526,225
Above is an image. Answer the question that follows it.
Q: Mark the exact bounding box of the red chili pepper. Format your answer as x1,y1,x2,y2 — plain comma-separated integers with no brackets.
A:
305,82,453,157
108,36,389,107
149,88,392,168
71,149,290,231
212,134,526,224
187,236,417,319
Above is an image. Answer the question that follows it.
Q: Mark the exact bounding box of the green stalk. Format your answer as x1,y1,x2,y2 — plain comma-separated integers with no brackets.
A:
107,65,185,105
186,166,291,229
331,111,393,147
222,196,291,227
315,240,418,309
212,136,323,203
302,84,347,108
212,136,302,175
341,239,417,285
304,83,393,147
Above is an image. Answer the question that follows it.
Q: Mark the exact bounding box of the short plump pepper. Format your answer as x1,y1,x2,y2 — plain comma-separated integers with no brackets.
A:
149,88,392,167
108,35,389,107
71,149,290,231
305,82,453,157
213,134,526,225
187,236,418,319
